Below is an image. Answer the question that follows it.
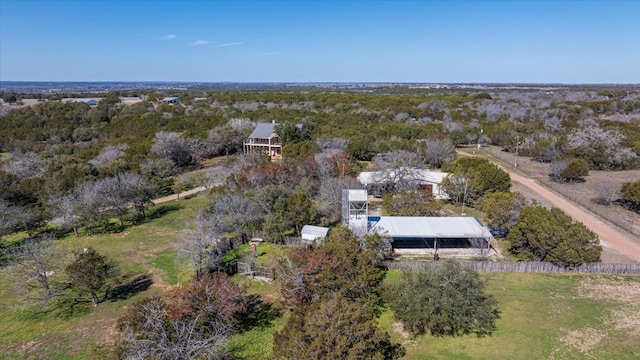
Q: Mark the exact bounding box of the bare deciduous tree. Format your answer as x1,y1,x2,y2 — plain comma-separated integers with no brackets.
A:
317,177,362,225
206,118,255,158
5,234,68,304
0,199,24,238
151,131,195,169
422,137,455,168
48,194,81,236
206,192,263,239
371,150,426,194
567,125,638,170
119,296,232,360
179,214,230,277
2,150,45,180
88,144,127,169
596,182,620,207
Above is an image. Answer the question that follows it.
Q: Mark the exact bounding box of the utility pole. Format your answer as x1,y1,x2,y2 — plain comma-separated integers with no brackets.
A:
461,178,468,216
514,135,519,170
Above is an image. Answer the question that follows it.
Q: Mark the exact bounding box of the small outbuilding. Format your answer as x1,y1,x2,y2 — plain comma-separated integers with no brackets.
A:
301,225,331,245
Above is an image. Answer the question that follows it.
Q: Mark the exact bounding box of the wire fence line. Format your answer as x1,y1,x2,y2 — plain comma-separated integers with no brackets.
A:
236,261,276,280
544,180,638,237
385,260,640,275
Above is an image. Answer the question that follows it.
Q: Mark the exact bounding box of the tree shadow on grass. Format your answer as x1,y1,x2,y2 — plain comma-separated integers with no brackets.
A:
237,294,282,332
45,297,94,320
132,203,184,225
108,273,153,302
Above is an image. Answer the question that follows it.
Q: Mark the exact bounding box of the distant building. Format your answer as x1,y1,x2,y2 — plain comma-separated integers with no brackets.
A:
62,98,98,106
161,97,181,104
357,168,449,198
243,121,304,159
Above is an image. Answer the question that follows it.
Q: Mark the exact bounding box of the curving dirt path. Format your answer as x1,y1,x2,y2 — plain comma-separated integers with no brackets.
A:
151,186,208,205
505,169,640,262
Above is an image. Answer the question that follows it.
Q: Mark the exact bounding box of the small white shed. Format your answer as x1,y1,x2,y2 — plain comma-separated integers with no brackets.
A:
301,225,330,245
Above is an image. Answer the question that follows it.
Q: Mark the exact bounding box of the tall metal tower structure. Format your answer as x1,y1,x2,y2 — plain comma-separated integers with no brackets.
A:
342,189,369,234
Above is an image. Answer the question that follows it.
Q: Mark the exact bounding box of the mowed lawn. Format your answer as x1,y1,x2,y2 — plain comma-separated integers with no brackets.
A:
379,271,640,359
2,193,640,359
230,271,640,360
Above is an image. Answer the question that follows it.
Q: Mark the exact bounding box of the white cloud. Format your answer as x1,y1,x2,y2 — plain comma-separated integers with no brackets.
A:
164,34,177,40
191,40,209,46
218,42,244,47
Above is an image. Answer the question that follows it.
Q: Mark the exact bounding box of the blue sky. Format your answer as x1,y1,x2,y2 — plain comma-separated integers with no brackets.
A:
1,0,638,83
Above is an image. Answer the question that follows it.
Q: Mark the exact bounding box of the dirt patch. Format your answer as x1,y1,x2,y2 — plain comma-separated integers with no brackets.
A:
576,277,640,303
576,277,640,337
561,327,604,353
392,322,410,339
147,268,170,289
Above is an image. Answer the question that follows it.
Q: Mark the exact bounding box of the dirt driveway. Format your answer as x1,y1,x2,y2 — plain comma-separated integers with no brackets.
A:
506,168,640,262
457,148,640,262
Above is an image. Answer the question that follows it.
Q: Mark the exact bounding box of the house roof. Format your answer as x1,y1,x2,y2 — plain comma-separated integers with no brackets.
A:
247,122,305,140
301,225,331,239
162,97,180,102
370,216,490,239
248,122,278,139
358,168,448,186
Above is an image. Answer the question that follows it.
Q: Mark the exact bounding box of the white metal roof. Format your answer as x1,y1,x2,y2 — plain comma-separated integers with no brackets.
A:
248,122,278,139
301,225,331,239
357,168,448,185
371,216,490,239
346,189,368,202
248,122,305,140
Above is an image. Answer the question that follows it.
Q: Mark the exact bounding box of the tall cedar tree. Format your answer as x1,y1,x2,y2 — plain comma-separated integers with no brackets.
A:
386,260,500,337
507,206,601,266
273,293,405,360
273,227,403,359
481,191,527,236
382,188,443,216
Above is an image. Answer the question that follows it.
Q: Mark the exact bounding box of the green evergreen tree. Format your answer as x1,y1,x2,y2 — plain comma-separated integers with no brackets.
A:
386,260,500,337
273,227,403,358
559,158,589,182
481,191,527,236
507,206,601,266
65,247,119,306
621,179,640,211
273,294,404,359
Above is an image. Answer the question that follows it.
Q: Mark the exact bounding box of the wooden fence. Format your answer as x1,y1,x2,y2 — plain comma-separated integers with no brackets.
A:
237,261,276,280
385,261,640,275
246,230,306,247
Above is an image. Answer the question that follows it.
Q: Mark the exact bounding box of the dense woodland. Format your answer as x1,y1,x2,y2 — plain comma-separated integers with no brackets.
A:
1,86,639,358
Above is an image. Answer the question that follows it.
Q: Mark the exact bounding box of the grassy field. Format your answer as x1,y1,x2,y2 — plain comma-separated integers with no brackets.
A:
0,195,207,360
228,271,640,360
381,271,640,359
2,193,640,359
